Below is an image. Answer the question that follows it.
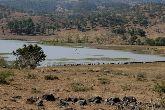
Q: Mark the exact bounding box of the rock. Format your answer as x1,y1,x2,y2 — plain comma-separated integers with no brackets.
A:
94,108,106,110
90,68,100,72
65,96,78,103
129,104,141,110
42,93,56,101
64,108,76,110
105,97,121,105
88,96,102,104
103,70,110,73
123,96,137,104
36,99,44,106
59,99,69,107
77,99,87,106
10,96,22,102
3,66,6,68
26,96,38,104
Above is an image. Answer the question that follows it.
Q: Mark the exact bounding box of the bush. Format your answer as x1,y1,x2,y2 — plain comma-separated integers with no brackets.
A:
146,37,165,46
145,38,155,46
0,58,8,68
0,71,14,84
31,87,41,94
44,75,59,80
136,73,147,81
71,82,89,92
160,97,165,108
154,82,165,93
13,44,46,69
98,77,110,85
128,28,146,37
112,27,126,35
27,73,37,79
121,84,131,91
155,37,165,46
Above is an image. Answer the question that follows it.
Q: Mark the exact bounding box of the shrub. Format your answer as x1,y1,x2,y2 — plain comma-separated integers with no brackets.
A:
146,38,155,46
27,73,37,79
146,37,165,46
71,82,89,92
13,44,46,69
44,75,59,80
160,97,165,108
128,28,146,37
136,73,147,81
112,27,126,35
121,84,131,91
31,87,41,94
0,71,14,84
0,58,8,68
98,77,110,85
155,37,165,46
154,82,165,93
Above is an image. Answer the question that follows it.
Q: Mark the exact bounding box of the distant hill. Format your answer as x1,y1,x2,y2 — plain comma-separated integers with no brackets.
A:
0,0,164,44
0,4,11,19
0,0,164,14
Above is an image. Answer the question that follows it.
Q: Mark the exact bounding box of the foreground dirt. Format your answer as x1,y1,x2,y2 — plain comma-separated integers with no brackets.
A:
0,63,165,110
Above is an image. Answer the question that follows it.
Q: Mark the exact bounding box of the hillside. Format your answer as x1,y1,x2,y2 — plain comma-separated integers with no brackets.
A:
0,0,164,14
0,1,164,46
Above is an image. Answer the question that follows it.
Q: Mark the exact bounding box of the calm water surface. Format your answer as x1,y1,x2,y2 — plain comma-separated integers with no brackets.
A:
0,40,165,66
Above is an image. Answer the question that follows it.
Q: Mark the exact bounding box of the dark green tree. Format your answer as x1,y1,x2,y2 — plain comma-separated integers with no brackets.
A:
155,37,165,46
13,44,46,69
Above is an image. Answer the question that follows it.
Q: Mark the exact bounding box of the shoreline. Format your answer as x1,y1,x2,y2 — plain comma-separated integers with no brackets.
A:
0,35,165,56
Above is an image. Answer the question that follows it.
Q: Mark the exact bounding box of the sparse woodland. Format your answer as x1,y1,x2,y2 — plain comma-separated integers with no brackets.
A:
0,1,164,45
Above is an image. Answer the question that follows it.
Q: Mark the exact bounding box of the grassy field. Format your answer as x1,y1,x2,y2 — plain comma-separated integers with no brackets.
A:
0,62,165,110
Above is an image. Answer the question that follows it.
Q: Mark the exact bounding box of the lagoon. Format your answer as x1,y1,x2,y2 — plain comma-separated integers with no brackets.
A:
0,40,165,66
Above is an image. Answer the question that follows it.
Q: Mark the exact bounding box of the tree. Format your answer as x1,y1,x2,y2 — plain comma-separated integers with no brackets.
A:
1,26,5,35
155,37,165,46
128,36,138,45
112,26,126,35
145,38,155,46
128,28,146,37
13,44,46,69
7,18,35,35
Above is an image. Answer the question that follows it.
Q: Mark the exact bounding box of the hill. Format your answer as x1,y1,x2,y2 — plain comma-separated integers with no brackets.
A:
0,1,164,46
0,0,164,14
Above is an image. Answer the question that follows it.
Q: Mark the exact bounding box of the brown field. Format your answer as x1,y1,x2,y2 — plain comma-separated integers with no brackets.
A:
0,62,165,110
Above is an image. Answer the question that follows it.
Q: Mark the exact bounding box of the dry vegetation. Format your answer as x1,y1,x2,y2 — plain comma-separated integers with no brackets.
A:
0,62,165,110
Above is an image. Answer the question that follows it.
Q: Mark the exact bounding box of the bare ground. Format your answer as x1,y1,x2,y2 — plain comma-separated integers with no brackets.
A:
0,62,165,110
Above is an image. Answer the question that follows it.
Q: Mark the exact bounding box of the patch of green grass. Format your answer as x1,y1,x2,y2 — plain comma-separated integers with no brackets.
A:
98,77,110,85
153,82,165,93
71,82,89,92
0,71,14,84
44,74,59,80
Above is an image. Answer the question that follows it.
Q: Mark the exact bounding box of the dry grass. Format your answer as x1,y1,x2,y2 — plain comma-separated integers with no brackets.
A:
0,63,165,109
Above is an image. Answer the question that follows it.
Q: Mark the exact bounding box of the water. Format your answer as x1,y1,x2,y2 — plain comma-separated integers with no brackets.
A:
0,40,165,66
